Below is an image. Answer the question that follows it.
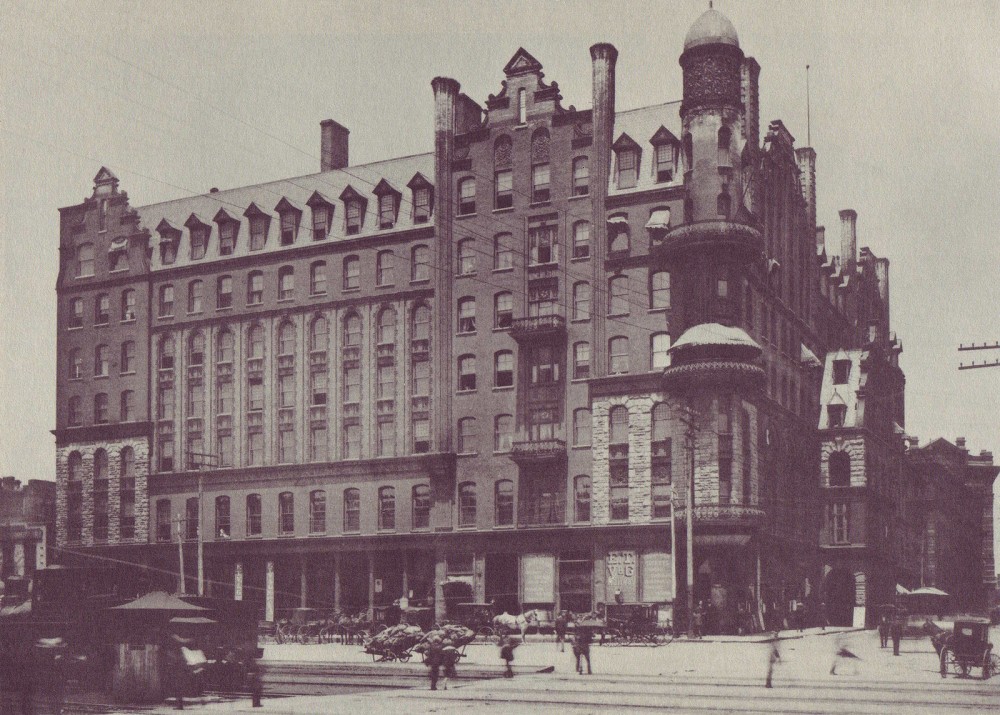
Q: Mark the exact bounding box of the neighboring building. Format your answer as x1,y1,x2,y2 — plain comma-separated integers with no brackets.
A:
0,477,55,586
53,8,934,630
905,437,998,611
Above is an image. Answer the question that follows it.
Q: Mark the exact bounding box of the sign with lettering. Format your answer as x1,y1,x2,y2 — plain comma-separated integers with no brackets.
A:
605,550,637,602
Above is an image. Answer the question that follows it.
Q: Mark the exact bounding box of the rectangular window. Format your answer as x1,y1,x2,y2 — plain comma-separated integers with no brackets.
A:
494,293,513,329
458,179,475,215
573,343,590,380
833,360,851,385
343,423,361,459
573,222,590,259
246,495,262,536
573,157,589,196
655,143,675,183
412,360,430,397
495,170,513,209
346,201,362,234
528,224,556,265
217,276,233,309
278,373,295,409
278,429,295,463
191,227,208,259
217,433,233,468
310,424,328,462
651,271,671,309
159,285,174,317
310,492,326,533
610,466,629,521
344,490,360,532
250,217,267,250
828,404,847,428
530,346,559,385
217,378,233,414
247,431,263,466
343,366,360,403
531,163,550,203
377,419,396,457
312,206,330,240
248,377,263,412
343,258,360,290
412,487,430,529
413,418,430,453
96,295,110,324
529,407,557,441
278,493,294,534
832,502,849,544
527,281,556,318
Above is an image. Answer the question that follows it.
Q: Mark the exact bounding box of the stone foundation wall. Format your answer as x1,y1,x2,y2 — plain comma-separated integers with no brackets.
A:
55,437,150,548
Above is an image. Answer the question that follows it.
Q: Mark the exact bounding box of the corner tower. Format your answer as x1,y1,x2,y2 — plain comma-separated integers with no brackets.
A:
659,8,763,333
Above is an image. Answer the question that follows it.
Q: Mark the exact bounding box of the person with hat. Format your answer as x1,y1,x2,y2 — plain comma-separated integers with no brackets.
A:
573,625,593,675
499,636,519,678
424,636,444,691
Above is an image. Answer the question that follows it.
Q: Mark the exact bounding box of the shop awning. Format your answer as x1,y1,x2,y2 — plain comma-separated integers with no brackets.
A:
645,209,670,230
108,236,128,253
607,216,629,229
800,343,822,367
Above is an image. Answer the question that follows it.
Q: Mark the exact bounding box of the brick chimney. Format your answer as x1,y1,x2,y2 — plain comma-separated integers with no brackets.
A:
320,120,349,171
741,57,761,150
956,436,967,450
839,209,857,268
796,148,816,230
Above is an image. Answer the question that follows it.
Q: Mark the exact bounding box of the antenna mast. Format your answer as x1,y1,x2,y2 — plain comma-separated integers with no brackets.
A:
806,64,811,146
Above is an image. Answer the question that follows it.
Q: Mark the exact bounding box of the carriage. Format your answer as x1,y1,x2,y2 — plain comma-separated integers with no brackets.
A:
602,603,668,646
936,618,999,679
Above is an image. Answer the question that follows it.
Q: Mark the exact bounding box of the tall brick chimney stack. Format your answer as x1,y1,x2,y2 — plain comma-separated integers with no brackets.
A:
320,120,349,171
796,148,817,230
839,209,857,269
589,42,617,377
741,57,761,149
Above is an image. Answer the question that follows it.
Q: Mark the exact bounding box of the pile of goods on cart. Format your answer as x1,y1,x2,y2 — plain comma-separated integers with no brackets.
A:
363,623,425,662
412,624,476,655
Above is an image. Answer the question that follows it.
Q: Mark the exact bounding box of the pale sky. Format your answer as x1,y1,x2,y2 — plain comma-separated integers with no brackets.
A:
2,0,999,495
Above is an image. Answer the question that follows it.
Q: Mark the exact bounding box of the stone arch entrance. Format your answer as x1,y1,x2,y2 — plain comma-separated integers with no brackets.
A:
824,567,856,627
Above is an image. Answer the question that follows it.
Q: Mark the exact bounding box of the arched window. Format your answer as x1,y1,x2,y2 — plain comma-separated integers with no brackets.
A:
717,126,731,166
67,451,82,482
609,405,629,445
187,281,203,314
215,496,231,539
95,293,110,323
652,402,670,450
244,271,262,305
69,348,82,379
609,336,630,374
829,451,851,487
120,446,135,478
494,233,514,270
278,492,294,534
343,488,360,532
94,344,109,376
248,325,264,359
458,482,477,527
309,490,326,533
457,297,476,334
494,292,513,329
412,484,431,530
574,475,591,522
155,499,171,542
411,245,430,282
494,414,513,452
651,332,671,369
573,408,592,446
189,332,205,366
377,307,396,345
217,330,234,363
277,266,294,300
310,316,328,352
158,284,174,317
458,355,476,392
158,337,174,371
93,449,108,480
76,243,95,277
310,261,327,295
343,312,362,347
217,275,233,308
494,350,514,388
376,250,395,286
495,480,514,526
278,322,295,356
608,276,629,315
609,214,630,253
458,417,477,454
573,282,591,320
457,177,476,215
494,136,514,209
650,271,671,309
457,239,476,275
378,486,396,530
412,304,431,341
94,393,109,423
572,221,590,258
531,129,551,201
245,494,262,536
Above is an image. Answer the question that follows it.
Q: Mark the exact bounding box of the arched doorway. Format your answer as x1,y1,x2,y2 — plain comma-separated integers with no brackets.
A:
824,568,855,626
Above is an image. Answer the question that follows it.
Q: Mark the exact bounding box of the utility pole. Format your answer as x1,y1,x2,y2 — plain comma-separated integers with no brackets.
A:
678,400,700,638
176,518,186,595
958,341,1000,370
670,481,679,619
187,450,218,597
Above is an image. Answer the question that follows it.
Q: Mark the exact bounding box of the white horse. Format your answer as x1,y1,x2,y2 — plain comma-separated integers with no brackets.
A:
493,609,546,640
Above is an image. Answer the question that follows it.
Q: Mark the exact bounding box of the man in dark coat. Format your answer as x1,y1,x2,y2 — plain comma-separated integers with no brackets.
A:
554,611,569,653
424,640,443,691
878,614,890,648
890,616,903,656
573,627,593,674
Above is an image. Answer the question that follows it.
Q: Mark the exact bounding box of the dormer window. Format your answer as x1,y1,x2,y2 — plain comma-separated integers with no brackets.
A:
414,188,431,223
244,203,271,251
274,198,302,246
655,144,675,183
214,209,239,255
613,134,641,190
828,404,847,428
185,215,210,260
378,194,395,229
305,191,335,241
155,220,180,265
340,185,367,235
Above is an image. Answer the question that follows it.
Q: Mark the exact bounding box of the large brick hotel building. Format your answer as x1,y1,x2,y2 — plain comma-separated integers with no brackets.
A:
54,8,954,629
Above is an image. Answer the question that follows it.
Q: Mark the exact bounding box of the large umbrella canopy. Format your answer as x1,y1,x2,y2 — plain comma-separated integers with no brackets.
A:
110,591,208,612
169,617,216,625
909,586,949,597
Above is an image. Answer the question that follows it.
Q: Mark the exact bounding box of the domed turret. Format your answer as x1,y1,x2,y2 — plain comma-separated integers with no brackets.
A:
684,8,740,51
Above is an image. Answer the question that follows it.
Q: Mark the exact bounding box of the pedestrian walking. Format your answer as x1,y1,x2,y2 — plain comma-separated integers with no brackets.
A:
830,635,861,675
554,611,569,653
764,634,781,688
424,639,443,691
573,626,593,675
819,602,828,631
890,617,903,656
878,614,890,648
692,602,705,639
499,637,518,678
441,645,459,690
